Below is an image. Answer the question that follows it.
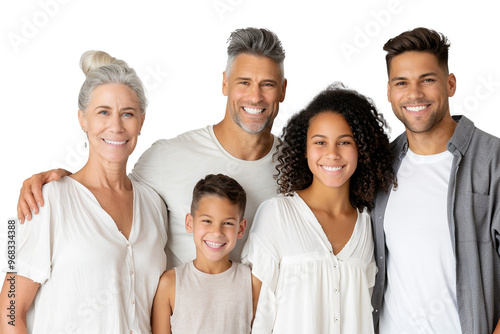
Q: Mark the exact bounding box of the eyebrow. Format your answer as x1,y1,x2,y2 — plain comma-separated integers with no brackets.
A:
198,214,237,221
390,72,439,82
310,134,354,140
94,105,137,112
234,77,279,85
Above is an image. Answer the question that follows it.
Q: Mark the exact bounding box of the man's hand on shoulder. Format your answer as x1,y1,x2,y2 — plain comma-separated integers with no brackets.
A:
17,169,71,224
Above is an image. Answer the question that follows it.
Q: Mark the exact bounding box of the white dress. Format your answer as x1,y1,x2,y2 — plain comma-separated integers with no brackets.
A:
130,125,279,267
16,176,168,334
242,193,376,334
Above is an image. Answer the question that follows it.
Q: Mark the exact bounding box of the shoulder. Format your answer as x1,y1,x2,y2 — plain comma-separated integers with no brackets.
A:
138,126,212,157
39,176,77,204
158,268,176,288
233,261,251,275
160,126,212,147
389,132,408,152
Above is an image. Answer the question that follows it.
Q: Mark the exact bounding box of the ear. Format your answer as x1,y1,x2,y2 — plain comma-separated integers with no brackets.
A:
139,113,146,133
386,81,391,103
237,218,247,239
185,213,194,233
78,109,87,131
222,71,229,97
447,73,457,97
279,78,288,103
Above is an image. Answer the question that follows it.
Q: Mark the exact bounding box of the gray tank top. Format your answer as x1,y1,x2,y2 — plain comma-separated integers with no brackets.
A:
170,261,252,333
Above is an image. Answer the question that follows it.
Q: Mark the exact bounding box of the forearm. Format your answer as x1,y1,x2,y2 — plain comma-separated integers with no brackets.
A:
0,285,28,333
0,275,38,334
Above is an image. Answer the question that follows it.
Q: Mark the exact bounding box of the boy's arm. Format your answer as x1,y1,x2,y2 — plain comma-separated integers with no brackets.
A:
251,274,262,323
152,269,176,334
17,169,71,223
0,274,40,333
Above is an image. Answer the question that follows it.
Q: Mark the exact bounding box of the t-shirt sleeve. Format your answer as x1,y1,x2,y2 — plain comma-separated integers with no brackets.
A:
15,186,54,284
129,140,167,191
241,199,281,333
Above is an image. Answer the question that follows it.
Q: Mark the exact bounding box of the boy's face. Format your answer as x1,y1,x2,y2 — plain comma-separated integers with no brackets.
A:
186,195,246,268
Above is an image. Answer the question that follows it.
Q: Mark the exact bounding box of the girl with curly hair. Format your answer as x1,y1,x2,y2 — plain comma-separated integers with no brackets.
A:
242,83,395,333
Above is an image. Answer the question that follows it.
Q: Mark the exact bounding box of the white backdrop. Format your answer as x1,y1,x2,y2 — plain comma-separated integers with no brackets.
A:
1,0,499,277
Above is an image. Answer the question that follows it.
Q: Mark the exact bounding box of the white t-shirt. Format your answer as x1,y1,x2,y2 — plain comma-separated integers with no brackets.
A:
130,125,279,267
17,176,168,334
242,194,376,334
381,149,461,333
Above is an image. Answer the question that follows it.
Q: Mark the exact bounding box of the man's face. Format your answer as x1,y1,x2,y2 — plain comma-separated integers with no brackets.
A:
223,54,287,134
387,51,456,134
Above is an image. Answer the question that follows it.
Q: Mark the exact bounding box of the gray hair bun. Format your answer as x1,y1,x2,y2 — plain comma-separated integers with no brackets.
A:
80,50,129,76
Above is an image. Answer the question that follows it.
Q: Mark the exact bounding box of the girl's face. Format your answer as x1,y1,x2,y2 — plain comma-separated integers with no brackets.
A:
306,112,358,190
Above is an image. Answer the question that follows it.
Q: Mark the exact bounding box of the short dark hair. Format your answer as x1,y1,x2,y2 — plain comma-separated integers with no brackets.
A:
191,174,247,218
383,27,450,74
276,83,395,210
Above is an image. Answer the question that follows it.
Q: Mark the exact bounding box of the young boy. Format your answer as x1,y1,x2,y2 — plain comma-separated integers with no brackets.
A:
152,174,257,333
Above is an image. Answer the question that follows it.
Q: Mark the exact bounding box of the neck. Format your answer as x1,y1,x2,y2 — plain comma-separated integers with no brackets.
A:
71,156,130,191
297,180,353,215
193,257,232,275
407,114,457,155
213,118,274,161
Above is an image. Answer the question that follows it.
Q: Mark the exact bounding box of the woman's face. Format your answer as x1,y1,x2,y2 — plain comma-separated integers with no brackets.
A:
305,111,358,190
79,83,144,165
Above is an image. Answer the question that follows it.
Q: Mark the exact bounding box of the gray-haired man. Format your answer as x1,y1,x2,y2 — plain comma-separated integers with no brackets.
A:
17,27,287,268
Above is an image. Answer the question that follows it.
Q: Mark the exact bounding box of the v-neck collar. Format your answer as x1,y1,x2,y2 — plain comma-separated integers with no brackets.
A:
292,192,360,259
65,176,137,243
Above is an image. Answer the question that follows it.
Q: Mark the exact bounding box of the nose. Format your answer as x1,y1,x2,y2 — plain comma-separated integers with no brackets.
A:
407,82,424,101
247,84,264,104
210,224,224,236
109,112,124,132
326,145,341,160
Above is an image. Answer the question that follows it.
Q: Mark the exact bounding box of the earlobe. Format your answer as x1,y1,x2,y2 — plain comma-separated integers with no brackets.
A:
185,213,194,233
237,218,247,239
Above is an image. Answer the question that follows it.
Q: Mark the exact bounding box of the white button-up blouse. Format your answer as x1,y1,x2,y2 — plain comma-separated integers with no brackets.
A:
16,176,167,334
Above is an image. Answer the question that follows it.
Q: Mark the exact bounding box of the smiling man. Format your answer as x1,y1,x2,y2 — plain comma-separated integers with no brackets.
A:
16,27,287,268
371,27,500,334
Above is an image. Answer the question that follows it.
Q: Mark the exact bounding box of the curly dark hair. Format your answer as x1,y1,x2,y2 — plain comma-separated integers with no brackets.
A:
276,83,395,210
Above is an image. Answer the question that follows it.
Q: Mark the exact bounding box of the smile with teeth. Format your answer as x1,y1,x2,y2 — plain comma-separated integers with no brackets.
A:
405,105,429,112
242,107,265,115
322,165,344,172
204,240,226,249
103,139,128,145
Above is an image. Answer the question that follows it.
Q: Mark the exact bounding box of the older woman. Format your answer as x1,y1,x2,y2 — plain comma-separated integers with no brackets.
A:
0,51,167,333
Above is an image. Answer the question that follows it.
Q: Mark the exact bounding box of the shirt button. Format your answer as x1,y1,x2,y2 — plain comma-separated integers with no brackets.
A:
334,317,340,323
126,243,131,247
131,300,135,305
334,288,339,293
129,330,133,334
130,270,134,275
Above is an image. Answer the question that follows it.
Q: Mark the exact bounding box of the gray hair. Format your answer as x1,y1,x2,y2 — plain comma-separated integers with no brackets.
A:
225,27,285,80
78,50,147,114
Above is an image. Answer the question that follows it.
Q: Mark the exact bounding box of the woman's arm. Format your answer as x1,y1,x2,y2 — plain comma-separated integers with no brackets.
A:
151,269,175,334
251,274,262,323
0,274,40,333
